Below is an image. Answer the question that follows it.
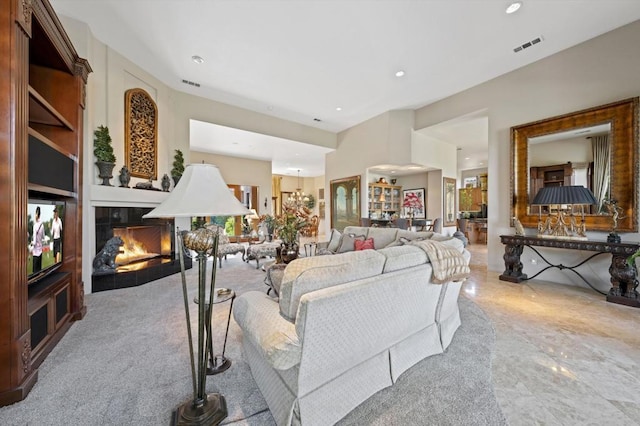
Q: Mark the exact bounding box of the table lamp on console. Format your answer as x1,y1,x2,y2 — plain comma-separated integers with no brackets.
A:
144,163,249,425
530,185,597,240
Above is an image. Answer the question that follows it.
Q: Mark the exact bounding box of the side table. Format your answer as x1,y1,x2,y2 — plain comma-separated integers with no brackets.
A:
194,287,236,375
264,263,286,297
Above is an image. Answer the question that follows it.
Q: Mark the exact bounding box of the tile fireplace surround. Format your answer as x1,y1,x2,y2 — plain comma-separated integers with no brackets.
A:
89,186,192,293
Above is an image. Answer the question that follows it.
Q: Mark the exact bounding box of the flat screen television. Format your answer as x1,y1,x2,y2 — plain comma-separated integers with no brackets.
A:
28,199,65,285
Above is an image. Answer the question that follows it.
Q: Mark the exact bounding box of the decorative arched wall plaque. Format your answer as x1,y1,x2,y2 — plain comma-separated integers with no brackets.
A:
125,88,158,179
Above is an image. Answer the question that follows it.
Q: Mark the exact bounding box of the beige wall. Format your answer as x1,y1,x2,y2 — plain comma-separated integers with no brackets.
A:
414,20,640,288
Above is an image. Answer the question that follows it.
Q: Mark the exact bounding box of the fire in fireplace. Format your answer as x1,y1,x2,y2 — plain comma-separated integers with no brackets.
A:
113,224,172,267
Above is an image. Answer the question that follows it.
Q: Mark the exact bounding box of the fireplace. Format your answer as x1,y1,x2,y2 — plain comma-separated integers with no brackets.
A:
92,206,191,292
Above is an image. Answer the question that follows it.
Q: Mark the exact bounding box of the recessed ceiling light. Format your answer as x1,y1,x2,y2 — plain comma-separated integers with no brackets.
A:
395,70,405,77
336,107,342,111
191,55,205,64
506,1,522,14
465,157,470,160
390,171,396,174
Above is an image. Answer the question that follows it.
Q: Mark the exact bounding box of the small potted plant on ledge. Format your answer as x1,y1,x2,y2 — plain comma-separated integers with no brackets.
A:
171,149,185,187
94,125,116,186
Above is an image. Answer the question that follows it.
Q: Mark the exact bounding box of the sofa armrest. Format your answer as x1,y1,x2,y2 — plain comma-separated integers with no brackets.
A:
233,291,302,370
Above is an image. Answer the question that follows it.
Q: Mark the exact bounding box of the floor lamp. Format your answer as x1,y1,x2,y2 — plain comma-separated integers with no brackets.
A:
144,164,249,425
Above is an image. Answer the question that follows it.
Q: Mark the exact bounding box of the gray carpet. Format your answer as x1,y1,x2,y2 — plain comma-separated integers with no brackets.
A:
0,255,506,425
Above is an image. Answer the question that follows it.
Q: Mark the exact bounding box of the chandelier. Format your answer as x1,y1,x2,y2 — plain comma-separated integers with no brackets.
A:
288,170,309,207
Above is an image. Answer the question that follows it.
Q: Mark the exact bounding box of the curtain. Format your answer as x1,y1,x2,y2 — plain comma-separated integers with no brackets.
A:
272,176,282,215
591,135,610,212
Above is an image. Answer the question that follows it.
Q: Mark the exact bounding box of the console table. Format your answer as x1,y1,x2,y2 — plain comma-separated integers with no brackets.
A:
499,235,640,307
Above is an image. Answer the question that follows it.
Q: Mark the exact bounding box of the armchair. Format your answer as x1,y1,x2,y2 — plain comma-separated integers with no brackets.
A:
205,224,246,267
300,215,319,237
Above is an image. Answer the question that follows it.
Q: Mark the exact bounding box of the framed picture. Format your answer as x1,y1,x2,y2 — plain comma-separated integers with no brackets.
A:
318,200,325,219
443,177,457,227
402,188,426,219
330,175,361,230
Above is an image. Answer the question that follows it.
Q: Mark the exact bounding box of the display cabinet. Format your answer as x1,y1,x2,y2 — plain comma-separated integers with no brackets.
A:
368,183,402,218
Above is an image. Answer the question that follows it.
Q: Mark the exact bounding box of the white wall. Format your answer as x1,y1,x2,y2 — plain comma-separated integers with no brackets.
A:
413,20,640,291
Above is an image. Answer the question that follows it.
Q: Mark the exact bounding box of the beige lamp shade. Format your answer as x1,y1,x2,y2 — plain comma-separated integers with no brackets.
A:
143,163,250,218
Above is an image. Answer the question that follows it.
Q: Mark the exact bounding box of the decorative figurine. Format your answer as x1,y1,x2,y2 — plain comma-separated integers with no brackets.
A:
161,173,171,192
118,165,131,188
92,236,124,274
603,199,625,243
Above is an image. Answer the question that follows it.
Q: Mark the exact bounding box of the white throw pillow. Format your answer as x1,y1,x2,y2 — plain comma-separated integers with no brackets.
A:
326,229,342,252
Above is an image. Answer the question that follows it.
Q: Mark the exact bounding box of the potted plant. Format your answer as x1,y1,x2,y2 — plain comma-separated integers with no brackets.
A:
171,149,185,187
275,203,308,263
304,193,316,210
94,125,116,186
260,214,277,241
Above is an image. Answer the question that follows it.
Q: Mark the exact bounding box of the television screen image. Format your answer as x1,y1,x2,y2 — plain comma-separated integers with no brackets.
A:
28,200,64,284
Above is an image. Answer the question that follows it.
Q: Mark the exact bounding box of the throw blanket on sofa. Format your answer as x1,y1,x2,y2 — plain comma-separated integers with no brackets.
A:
412,240,471,284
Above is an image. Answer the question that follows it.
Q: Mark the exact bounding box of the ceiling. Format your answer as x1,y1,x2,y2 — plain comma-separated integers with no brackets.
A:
50,0,640,176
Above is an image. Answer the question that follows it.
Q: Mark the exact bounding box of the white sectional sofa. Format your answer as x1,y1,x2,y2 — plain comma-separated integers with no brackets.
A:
232,227,470,425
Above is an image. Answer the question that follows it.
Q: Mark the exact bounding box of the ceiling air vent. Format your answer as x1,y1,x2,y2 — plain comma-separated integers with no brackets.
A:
181,79,201,88
513,36,543,53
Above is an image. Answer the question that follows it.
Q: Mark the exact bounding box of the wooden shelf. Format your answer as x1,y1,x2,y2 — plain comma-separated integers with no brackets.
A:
28,127,77,160
28,86,74,130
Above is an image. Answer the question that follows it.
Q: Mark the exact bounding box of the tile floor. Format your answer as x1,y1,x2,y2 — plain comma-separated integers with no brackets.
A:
464,243,640,425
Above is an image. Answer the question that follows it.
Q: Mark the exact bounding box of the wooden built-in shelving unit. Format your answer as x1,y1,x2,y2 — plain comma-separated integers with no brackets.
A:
0,0,91,405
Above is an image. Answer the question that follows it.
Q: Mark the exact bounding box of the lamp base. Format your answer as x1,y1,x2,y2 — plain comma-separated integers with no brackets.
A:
172,393,227,426
208,355,232,375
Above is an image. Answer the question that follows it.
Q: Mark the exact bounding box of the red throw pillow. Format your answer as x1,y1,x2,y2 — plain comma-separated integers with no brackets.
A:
355,238,375,251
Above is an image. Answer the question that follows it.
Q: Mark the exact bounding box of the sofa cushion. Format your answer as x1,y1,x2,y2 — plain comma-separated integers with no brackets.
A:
387,230,434,247
326,229,342,252
343,226,370,238
337,233,366,253
233,291,302,370
377,245,429,273
427,234,465,253
355,238,375,251
279,250,386,321
366,227,399,249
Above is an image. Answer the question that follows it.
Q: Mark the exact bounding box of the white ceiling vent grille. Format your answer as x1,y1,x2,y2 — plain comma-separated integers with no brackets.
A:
181,79,201,88
513,36,543,53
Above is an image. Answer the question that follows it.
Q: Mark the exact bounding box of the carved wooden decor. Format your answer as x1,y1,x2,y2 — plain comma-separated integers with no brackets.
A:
125,88,158,179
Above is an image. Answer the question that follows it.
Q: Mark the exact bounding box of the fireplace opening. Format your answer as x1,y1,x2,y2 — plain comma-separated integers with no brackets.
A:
92,206,191,292
113,224,171,268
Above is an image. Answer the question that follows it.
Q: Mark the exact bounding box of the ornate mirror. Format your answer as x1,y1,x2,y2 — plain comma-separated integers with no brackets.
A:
511,97,638,232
